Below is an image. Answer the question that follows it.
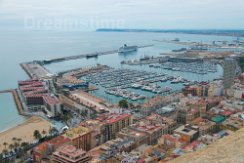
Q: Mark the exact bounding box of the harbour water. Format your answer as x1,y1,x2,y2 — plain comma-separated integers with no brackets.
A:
0,29,236,132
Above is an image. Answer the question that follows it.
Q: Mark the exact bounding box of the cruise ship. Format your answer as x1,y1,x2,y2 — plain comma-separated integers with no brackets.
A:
118,44,138,53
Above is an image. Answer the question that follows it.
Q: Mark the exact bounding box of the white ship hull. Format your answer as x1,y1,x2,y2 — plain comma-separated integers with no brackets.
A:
118,44,138,53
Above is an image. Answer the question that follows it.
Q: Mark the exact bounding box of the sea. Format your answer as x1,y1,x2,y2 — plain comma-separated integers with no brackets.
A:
0,29,238,132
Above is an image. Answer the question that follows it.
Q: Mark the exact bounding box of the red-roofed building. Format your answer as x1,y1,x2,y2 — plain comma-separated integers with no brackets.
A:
43,95,62,117
182,140,200,152
52,145,91,163
129,119,163,145
191,117,217,136
163,134,186,150
32,136,71,163
145,113,178,134
220,110,233,117
117,128,148,148
182,86,198,96
18,79,62,117
18,79,40,86
95,113,132,140
18,79,46,106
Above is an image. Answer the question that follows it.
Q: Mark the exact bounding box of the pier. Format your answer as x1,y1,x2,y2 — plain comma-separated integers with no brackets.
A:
41,44,154,65
0,89,13,93
20,62,51,79
20,44,153,79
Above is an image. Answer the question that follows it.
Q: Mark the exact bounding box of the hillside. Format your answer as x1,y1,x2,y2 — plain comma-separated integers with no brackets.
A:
168,128,244,163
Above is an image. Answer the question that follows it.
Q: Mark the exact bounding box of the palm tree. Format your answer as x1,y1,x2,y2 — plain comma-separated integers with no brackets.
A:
3,142,8,150
21,142,29,148
14,142,19,150
118,99,129,108
12,137,17,142
2,149,8,155
8,144,14,152
17,138,22,144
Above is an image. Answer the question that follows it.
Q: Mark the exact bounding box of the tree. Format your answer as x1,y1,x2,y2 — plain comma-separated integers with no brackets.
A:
20,142,29,150
80,110,88,117
17,138,22,142
42,130,47,136
33,130,42,140
2,149,8,155
49,127,58,136
3,142,8,150
14,142,19,150
129,103,135,109
8,144,14,152
17,138,22,145
118,99,129,109
60,114,70,124
21,142,29,148
12,137,17,142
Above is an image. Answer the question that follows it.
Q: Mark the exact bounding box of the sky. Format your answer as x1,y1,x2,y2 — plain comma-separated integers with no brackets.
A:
0,0,244,30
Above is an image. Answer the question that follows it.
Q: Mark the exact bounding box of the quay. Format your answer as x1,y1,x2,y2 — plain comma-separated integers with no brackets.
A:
0,89,24,115
20,62,51,79
20,63,32,78
20,44,153,79
40,44,154,65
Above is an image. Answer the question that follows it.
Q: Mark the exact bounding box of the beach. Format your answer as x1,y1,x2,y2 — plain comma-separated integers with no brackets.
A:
0,116,51,152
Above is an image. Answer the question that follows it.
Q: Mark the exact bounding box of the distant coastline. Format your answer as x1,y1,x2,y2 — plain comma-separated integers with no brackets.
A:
96,28,244,37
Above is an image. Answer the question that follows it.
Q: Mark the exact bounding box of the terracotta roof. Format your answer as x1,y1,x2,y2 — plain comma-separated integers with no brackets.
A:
43,95,60,106
96,113,130,124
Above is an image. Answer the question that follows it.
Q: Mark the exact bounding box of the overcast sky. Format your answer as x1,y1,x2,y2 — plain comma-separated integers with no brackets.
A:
0,0,244,30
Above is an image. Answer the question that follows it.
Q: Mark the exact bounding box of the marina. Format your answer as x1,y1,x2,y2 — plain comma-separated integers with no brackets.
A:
82,68,165,88
161,61,217,74
79,66,207,103
105,88,146,101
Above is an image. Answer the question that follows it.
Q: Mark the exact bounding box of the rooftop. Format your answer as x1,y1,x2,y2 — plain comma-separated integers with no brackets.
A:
34,135,70,153
90,138,135,161
211,115,225,123
43,95,60,106
55,145,87,158
119,128,146,140
174,125,198,136
130,120,162,134
95,113,130,124
192,118,216,130
146,113,175,125
220,110,233,117
63,125,90,139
